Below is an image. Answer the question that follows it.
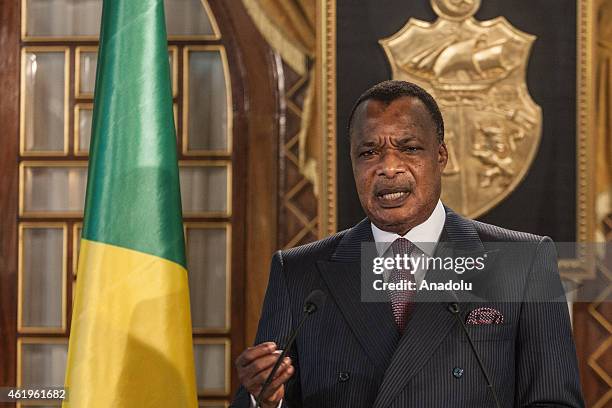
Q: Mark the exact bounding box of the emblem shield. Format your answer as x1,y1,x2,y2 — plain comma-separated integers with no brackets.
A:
380,0,542,218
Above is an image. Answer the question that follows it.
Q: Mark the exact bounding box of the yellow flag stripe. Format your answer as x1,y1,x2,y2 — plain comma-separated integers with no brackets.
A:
64,239,197,408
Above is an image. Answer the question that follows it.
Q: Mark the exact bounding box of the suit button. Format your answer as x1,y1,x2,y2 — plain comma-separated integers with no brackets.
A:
338,371,350,382
452,367,464,378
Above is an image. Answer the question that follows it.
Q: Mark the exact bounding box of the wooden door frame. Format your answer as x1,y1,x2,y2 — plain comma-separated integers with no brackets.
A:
0,1,20,397
208,0,281,393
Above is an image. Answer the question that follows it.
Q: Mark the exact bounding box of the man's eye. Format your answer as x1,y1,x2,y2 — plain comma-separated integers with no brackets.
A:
403,146,421,152
360,150,377,157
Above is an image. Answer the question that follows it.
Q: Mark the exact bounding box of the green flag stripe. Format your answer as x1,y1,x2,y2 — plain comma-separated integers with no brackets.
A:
83,0,185,267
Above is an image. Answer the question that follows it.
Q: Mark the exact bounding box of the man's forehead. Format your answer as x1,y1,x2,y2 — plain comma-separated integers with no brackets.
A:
362,96,424,115
355,134,420,148
354,97,432,130
353,97,433,135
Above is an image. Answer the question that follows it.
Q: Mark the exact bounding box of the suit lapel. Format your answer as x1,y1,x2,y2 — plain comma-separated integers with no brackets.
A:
317,219,400,373
373,207,496,408
372,302,457,408
443,209,500,304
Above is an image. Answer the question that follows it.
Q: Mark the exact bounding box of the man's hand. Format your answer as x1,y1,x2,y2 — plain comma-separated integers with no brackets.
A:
235,342,295,408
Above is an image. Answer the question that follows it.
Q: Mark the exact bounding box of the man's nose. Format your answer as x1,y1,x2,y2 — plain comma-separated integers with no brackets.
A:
377,150,406,178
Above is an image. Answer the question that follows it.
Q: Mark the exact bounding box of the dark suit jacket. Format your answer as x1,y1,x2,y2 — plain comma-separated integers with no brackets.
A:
232,208,584,407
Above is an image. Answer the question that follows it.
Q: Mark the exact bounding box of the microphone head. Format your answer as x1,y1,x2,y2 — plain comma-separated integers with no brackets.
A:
303,289,326,314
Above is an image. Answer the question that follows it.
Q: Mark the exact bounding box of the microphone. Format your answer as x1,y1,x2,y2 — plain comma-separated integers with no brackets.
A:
448,303,502,408
255,290,327,407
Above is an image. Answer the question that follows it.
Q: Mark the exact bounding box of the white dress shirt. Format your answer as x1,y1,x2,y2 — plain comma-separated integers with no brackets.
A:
249,200,446,407
371,199,446,285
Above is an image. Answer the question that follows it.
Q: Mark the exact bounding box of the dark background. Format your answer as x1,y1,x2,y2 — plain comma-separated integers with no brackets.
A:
336,0,577,242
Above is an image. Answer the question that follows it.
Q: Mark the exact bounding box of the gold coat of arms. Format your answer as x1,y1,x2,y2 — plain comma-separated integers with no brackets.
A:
380,0,542,218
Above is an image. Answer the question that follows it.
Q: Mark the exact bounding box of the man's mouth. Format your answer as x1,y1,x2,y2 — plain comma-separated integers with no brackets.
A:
380,191,408,200
375,188,411,206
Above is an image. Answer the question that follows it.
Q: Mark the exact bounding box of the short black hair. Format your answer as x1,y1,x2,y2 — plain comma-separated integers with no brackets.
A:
347,80,445,143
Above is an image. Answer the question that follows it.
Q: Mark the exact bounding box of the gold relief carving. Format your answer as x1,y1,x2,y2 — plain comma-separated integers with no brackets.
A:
380,0,543,217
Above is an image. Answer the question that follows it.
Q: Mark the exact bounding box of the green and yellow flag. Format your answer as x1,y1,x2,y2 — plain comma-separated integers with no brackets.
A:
63,0,197,406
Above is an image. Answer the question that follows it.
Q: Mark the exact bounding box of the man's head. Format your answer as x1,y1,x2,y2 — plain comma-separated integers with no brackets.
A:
349,80,448,235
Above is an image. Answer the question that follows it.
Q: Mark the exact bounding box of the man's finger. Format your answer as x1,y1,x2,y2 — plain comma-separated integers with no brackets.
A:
245,360,289,392
246,358,291,395
267,386,285,404
260,365,295,402
235,342,276,367
240,353,282,380
259,380,287,406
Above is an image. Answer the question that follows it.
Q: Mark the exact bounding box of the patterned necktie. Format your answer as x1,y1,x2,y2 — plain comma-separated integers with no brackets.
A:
389,237,417,332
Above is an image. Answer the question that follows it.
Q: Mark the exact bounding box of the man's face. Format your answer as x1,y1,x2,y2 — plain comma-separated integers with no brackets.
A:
350,96,448,235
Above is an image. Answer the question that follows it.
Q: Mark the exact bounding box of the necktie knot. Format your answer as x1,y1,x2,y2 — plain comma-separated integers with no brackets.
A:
391,237,415,256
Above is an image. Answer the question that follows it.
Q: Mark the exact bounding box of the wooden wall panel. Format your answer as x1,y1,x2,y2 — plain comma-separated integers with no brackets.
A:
0,1,20,404
574,216,612,408
277,62,319,250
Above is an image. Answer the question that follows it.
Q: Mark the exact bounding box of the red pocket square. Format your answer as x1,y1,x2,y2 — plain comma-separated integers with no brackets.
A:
465,307,504,325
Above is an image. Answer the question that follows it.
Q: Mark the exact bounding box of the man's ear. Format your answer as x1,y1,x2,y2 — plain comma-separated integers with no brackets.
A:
438,142,448,170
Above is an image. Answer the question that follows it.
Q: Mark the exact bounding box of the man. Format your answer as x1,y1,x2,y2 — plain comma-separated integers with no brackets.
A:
231,81,584,407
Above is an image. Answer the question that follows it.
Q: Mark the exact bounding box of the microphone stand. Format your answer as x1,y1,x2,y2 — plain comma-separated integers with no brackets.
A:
255,301,318,408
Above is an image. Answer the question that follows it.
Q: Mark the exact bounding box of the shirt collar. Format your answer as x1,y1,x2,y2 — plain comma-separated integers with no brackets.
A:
370,200,446,256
